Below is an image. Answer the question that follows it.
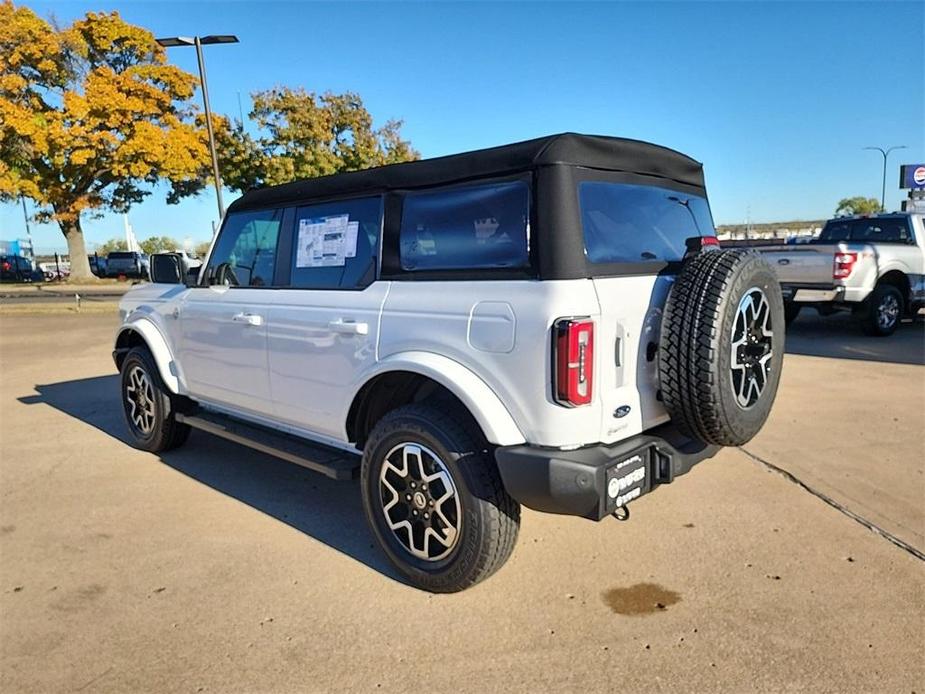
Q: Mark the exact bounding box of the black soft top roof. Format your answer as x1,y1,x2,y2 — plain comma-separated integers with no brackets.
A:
228,132,705,213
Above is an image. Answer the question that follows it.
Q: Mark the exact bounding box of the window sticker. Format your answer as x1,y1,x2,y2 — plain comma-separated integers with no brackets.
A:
345,220,359,258
296,214,349,267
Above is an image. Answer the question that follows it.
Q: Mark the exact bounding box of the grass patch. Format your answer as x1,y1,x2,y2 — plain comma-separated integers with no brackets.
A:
0,301,120,315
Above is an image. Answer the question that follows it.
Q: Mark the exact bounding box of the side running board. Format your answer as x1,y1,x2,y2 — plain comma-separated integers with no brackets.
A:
175,411,360,481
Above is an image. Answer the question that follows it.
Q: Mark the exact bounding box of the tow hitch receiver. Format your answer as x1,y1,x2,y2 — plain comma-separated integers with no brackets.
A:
604,451,650,516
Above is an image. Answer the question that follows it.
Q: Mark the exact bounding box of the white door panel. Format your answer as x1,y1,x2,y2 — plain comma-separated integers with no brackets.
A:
178,286,273,416
266,283,390,440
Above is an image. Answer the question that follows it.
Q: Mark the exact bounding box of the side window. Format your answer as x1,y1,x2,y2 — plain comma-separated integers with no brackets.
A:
399,180,530,271
290,197,381,289
206,209,282,287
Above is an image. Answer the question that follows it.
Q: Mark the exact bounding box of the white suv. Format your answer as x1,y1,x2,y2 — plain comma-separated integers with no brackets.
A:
114,133,784,592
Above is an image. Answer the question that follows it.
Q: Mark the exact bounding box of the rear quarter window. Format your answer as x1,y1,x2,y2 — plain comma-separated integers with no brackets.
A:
399,180,530,271
579,182,715,263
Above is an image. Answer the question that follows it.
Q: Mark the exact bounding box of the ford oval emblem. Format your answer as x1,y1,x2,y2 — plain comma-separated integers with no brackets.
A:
614,405,632,419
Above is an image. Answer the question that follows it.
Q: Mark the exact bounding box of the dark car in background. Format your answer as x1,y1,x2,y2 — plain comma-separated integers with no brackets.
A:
0,255,43,283
106,251,149,279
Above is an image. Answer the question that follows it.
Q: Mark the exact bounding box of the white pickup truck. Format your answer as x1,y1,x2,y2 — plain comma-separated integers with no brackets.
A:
759,213,924,336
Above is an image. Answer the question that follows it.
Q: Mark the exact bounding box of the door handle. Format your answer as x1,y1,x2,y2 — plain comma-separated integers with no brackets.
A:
232,312,264,327
328,318,369,336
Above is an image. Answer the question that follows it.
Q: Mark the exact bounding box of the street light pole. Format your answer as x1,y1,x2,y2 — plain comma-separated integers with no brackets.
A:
194,36,224,218
156,34,239,220
863,145,907,212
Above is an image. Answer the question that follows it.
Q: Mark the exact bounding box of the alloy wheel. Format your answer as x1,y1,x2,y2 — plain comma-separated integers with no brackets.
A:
730,287,773,409
378,442,461,561
125,365,156,435
877,294,900,331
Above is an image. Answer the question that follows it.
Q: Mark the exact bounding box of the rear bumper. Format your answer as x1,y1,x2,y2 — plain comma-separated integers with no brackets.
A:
494,423,720,521
781,283,845,303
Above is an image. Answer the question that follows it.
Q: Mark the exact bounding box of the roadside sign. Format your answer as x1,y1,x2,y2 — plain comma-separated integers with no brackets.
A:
899,164,925,190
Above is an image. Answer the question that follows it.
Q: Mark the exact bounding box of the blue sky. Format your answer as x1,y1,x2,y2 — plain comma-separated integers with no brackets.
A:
3,0,923,253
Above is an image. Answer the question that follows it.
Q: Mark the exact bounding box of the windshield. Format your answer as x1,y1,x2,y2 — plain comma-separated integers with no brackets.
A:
817,218,912,244
578,182,715,263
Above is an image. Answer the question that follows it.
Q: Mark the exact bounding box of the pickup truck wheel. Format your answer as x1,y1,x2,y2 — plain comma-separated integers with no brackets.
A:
861,284,902,337
784,302,801,327
120,347,190,452
659,249,785,446
360,404,520,593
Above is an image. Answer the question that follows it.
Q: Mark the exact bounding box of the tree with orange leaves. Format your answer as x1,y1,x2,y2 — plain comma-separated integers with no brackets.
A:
0,2,209,279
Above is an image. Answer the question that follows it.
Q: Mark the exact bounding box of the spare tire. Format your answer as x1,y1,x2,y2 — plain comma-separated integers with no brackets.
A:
658,249,784,446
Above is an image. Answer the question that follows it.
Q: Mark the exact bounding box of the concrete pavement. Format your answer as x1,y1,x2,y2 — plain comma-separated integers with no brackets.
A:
0,313,922,693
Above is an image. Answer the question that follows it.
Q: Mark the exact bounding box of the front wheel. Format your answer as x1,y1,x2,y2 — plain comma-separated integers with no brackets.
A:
360,404,520,593
120,347,190,452
860,284,903,337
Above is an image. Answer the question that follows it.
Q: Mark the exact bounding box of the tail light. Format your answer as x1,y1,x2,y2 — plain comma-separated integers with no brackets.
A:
700,236,720,249
553,318,594,407
1,261,10,271
833,251,858,279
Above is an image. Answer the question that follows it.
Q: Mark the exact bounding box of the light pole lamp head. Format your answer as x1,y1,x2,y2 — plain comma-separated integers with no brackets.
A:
156,36,196,47
200,35,239,45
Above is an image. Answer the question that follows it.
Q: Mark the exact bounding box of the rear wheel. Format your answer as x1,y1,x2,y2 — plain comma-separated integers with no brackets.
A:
860,284,902,337
120,347,190,452
360,404,519,593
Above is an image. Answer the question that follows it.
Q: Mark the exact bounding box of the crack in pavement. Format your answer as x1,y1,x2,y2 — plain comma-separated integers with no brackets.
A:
739,446,925,563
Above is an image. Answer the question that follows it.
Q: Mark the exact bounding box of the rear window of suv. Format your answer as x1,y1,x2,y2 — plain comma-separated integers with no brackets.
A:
578,182,715,263
107,252,137,259
817,218,912,244
399,180,530,271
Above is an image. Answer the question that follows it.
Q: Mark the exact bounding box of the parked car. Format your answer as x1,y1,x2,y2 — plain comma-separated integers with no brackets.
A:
113,133,784,592
758,213,924,335
106,251,149,279
1,255,43,283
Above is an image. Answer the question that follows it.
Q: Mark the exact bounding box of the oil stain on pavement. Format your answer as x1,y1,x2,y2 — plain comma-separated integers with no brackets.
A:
602,583,681,615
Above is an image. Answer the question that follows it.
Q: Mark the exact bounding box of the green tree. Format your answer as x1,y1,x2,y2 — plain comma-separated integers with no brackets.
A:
835,197,882,216
193,240,212,257
216,88,419,192
0,3,211,279
138,235,178,255
95,238,127,255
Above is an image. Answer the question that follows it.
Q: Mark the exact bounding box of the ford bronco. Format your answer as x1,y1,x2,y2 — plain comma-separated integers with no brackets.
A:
114,133,784,592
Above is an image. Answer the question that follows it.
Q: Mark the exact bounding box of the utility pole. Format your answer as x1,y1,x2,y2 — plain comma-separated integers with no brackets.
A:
20,196,33,260
863,145,907,212
156,34,239,220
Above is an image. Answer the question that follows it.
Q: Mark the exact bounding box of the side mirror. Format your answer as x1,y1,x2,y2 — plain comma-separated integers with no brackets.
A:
150,253,182,284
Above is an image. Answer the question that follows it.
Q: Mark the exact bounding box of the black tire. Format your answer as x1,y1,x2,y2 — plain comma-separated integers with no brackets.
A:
860,284,903,337
659,250,785,447
360,403,520,593
784,302,802,327
119,346,191,452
